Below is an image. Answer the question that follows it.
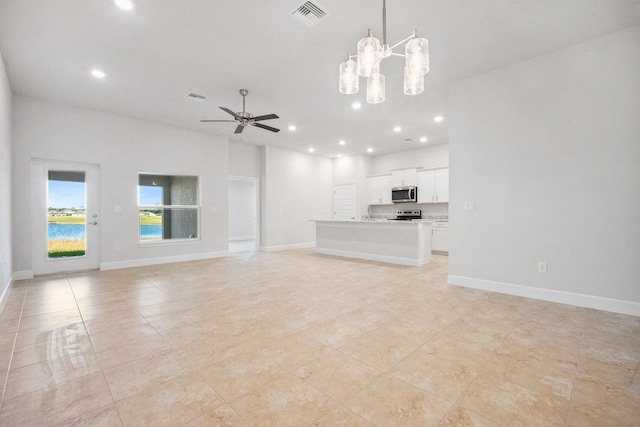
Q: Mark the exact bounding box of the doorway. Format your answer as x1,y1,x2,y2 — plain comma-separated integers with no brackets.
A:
31,159,101,275
333,184,356,220
228,176,258,253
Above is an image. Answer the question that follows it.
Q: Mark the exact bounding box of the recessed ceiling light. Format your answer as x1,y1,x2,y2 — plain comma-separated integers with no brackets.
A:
352,102,362,110
336,154,342,158
420,136,427,143
91,69,106,79
393,126,402,132
434,115,444,122
114,0,134,10
367,148,373,153
288,125,297,131
339,140,346,145
308,148,315,153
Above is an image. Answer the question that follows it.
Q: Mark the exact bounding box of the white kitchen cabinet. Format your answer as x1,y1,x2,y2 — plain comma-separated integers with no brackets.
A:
431,222,449,254
435,169,449,203
391,169,418,187
417,170,436,203
417,168,449,203
367,174,392,205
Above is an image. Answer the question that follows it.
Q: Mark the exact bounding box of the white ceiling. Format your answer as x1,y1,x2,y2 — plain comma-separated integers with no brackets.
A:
1,0,639,157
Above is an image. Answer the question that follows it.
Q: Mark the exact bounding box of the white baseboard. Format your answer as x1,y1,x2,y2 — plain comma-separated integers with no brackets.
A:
261,242,316,252
448,275,640,317
13,270,34,280
317,247,427,267
229,236,256,242
0,274,14,315
100,251,229,271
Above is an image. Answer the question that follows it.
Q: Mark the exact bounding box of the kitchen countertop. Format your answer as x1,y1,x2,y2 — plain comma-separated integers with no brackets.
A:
312,219,432,225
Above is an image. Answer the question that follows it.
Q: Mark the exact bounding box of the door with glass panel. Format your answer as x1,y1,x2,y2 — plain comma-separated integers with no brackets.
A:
31,159,101,275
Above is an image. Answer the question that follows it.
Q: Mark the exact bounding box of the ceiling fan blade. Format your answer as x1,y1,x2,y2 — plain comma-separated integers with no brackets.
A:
252,113,279,122
219,107,241,120
234,124,245,134
252,123,280,133
200,119,237,122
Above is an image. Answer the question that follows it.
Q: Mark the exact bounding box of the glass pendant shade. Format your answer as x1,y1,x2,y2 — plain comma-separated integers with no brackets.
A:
403,67,424,95
367,72,385,104
339,59,359,94
357,36,382,77
405,38,429,75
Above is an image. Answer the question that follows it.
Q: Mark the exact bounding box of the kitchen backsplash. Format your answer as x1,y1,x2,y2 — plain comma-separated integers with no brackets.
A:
368,203,449,220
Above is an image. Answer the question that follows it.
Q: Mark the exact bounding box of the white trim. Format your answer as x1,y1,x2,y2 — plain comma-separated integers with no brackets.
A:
229,236,256,242
13,270,34,280
448,275,640,317
317,247,424,267
100,251,228,271
0,275,14,314
261,242,315,252
228,175,259,182
139,239,202,247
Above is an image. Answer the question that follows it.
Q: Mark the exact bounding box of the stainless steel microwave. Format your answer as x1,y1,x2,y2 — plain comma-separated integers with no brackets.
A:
392,186,417,203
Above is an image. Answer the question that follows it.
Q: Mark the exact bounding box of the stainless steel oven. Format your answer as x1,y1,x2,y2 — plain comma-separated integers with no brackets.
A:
391,186,417,203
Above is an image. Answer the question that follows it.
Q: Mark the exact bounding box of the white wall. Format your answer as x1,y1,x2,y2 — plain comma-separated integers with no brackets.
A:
333,154,372,219
12,96,229,273
371,144,449,175
229,142,261,178
228,179,256,240
448,25,640,313
0,51,12,299
262,146,332,250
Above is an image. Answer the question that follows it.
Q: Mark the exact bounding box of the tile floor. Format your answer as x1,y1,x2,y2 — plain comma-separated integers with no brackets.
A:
0,250,638,426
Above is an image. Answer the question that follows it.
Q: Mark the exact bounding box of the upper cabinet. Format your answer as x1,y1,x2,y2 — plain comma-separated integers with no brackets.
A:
391,168,418,187
417,168,449,203
367,174,392,205
435,169,449,203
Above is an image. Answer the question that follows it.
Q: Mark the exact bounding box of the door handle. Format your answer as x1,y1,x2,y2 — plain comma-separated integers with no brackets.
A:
89,221,98,225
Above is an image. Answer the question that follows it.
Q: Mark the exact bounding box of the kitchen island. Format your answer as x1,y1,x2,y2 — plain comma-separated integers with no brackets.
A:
313,220,432,267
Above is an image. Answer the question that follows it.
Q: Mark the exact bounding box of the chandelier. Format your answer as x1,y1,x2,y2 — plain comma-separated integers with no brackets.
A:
338,0,429,104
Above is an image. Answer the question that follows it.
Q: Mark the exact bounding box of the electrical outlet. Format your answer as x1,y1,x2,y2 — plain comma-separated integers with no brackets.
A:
114,244,120,252
464,201,475,211
113,206,122,213
538,262,547,273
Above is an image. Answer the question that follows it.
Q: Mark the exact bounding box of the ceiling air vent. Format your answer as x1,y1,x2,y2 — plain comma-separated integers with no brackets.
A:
185,92,207,102
290,1,329,28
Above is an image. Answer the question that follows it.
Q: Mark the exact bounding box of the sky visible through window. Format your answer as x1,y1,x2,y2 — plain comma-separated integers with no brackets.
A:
139,186,163,205
47,182,164,208
48,180,85,209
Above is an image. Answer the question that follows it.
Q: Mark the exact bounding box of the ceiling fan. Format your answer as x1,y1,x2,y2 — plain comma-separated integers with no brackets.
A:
200,89,280,134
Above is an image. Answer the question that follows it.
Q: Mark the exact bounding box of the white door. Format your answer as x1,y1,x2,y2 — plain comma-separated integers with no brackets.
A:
333,184,356,219
32,159,101,275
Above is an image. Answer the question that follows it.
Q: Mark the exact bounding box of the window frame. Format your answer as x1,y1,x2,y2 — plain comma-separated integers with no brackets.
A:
138,172,202,246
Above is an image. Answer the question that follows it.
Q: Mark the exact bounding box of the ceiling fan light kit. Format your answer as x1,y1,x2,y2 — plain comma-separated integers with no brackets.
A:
339,0,429,103
200,89,280,134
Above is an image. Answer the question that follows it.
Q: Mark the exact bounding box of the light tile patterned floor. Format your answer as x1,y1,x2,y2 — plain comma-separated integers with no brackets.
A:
0,250,638,426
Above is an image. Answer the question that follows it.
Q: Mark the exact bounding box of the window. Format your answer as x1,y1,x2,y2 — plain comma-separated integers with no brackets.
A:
138,173,200,242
